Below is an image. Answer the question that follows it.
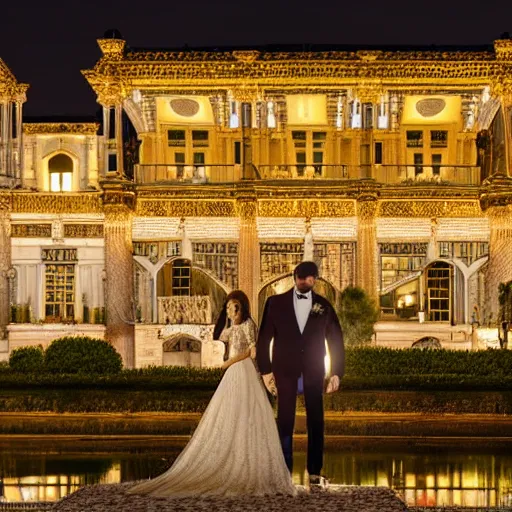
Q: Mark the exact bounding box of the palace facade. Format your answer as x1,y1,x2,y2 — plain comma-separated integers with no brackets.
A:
1,34,512,367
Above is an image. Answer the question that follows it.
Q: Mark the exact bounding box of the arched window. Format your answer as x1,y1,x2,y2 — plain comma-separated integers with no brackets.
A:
49,154,73,192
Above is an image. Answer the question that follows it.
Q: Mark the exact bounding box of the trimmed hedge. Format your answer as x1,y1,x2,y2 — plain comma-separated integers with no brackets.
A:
344,347,512,377
0,389,511,414
44,336,122,374
9,345,44,373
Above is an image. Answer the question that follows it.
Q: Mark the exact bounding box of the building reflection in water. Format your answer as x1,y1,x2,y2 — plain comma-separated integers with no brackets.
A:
1,449,512,508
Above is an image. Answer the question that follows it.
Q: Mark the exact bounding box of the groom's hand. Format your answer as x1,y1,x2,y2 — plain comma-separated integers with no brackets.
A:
262,373,277,396
326,375,340,394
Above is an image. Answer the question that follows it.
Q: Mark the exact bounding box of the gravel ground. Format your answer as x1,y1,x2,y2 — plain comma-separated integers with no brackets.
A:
49,482,408,512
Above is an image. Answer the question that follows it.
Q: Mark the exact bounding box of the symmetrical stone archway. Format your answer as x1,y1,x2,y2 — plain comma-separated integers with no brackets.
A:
162,332,202,367
257,272,340,322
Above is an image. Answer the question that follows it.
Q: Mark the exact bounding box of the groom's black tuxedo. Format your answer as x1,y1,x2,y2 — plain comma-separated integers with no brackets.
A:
257,288,345,380
256,287,344,476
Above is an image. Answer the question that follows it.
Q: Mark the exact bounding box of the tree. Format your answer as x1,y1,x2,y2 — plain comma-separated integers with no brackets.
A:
338,286,379,347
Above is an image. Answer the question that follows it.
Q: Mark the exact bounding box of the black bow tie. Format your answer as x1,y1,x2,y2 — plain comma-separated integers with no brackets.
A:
296,293,308,300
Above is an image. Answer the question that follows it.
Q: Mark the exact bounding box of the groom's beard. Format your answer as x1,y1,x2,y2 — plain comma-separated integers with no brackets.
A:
296,283,314,293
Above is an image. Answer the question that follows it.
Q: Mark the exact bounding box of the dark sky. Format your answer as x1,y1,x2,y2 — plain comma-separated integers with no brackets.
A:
0,0,509,117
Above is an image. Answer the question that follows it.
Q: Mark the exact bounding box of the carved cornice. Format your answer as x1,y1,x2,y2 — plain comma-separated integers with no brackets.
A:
258,199,355,217
0,58,29,100
380,200,483,217
136,199,236,217
11,193,102,214
23,123,100,135
101,181,136,211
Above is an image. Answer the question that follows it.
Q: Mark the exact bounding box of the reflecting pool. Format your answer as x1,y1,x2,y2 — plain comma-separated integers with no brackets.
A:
1,438,512,508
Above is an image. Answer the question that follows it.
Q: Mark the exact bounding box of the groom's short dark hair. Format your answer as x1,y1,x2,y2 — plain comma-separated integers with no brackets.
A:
294,261,319,279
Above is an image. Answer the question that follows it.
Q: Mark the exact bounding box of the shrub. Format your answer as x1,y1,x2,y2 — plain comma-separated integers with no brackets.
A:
344,346,512,377
9,345,44,373
44,336,122,375
338,287,379,346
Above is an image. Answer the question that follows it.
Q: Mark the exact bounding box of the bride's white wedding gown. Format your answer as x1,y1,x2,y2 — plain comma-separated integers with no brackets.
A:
128,319,297,498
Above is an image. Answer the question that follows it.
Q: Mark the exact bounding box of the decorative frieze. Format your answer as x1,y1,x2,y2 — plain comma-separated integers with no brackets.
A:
380,201,483,218
11,194,103,214
258,200,355,218
23,123,99,135
11,224,52,237
136,200,236,217
63,224,104,238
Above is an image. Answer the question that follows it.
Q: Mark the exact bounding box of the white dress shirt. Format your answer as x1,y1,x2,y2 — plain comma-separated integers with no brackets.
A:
293,287,312,334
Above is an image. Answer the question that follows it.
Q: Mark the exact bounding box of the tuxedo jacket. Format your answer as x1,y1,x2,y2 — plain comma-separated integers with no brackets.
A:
256,288,344,380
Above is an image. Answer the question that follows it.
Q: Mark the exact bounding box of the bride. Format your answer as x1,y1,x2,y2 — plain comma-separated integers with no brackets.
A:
128,290,297,498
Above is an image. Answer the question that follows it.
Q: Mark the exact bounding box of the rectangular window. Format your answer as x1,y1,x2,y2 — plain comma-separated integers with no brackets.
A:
45,264,75,321
432,154,442,175
312,131,326,148
50,172,73,192
363,103,373,129
292,131,306,148
193,152,205,165
192,130,209,147
171,259,191,296
407,131,423,148
375,142,383,164
431,130,448,148
234,141,241,165
168,130,186,147
108,154,117,172
296,151,306,176
414,153,423,176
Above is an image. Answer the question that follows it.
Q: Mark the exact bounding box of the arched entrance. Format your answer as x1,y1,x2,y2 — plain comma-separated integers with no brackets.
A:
155,258,227,324
258,274,339,323
424,261,453,322
162,333,202,367
48,153,73,192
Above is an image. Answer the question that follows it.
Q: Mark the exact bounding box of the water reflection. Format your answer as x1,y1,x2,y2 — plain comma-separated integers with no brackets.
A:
1,442,512,508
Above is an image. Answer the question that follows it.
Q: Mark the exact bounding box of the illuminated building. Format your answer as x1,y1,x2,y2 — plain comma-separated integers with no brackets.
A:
1,34,512,366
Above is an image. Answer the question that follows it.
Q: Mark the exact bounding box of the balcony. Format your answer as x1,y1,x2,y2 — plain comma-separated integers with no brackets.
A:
134,163,481,186
371,164,481,186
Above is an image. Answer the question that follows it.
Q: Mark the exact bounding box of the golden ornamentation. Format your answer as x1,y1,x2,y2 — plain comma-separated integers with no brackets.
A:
11,193,103,214
0,210,11,338
136,199,236,217
11,224,52,237
380,200,483,217
235,200,257,219
258,200,355,217
97,38,126,59
357,199,379,220
356,50,384,62
232,50,260,63
0,194,12,212
23,123,99,135
494,39,512,60
64,224,104,238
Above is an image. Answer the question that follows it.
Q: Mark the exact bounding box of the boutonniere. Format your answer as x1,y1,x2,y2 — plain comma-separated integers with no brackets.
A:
310,303,325,317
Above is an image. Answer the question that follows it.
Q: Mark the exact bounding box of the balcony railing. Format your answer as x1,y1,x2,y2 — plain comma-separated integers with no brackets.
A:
370,164,481,186
134,163,481,186
258,164,351,180
134,164,259,184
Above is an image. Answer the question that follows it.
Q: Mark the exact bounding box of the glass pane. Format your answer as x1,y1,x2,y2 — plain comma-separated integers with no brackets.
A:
50,173,61,192
62,173,72,192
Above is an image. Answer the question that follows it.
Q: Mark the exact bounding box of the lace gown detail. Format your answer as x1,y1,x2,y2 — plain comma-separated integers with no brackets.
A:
128,319,296,498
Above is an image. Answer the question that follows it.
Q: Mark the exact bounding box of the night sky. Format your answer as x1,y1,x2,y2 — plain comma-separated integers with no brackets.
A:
1,0,510,117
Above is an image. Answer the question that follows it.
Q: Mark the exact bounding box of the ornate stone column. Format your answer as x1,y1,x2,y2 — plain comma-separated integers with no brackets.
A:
0,194,11,341
236,189,259,318
356,191,379,302
103,182,135,367
480,174,512,321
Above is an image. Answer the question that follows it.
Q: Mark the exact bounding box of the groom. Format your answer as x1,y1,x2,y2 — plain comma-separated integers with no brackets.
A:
256,261,344,485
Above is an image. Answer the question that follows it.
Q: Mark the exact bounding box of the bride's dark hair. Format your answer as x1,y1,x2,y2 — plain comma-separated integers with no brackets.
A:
213,290,252,340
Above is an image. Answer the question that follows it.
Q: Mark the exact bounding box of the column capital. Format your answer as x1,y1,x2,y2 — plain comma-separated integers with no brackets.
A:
480,174,512,211
101,180,136,211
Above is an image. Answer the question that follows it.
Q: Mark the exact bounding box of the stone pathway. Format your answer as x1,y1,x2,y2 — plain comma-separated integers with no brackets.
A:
49,482,408,512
